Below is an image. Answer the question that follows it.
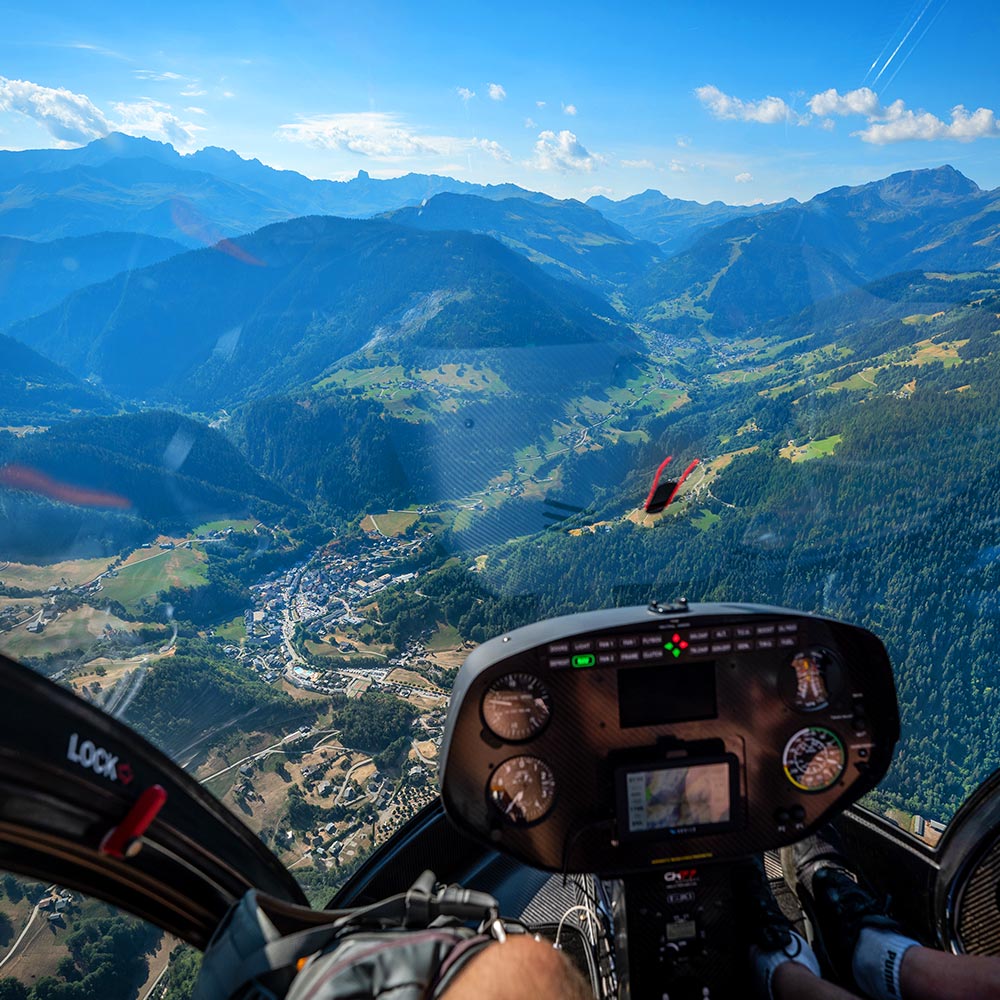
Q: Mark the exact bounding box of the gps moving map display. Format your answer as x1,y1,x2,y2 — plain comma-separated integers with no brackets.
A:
620,758,736,836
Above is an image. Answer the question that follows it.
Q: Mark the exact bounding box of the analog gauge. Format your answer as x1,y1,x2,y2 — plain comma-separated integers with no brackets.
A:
790,649,832,711
488,756,556,825
782,727,846,792
481,673,552,742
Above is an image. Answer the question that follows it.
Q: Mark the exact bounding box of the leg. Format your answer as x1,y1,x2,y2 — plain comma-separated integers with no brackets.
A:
441,935,594,1000
899,946,1000,1000
773,961,861,1000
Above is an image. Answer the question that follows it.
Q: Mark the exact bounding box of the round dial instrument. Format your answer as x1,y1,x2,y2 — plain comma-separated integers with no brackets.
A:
488,755,556,825
782,727,846,792
481,673,552,742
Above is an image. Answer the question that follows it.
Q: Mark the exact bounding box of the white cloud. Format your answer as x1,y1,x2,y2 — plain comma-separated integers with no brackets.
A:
488,82,506,101
857,103,1000,144
279,110,509,164
524,117,537,128
222,90,236,99
676,135,692,148
180,85,206,97
621,158,654,169
696,84,803,124
66,42,129,61
185,106,207,115
734,172,753,183
808,87,880,117
669,159,688,173
457,87,475,102
582,185,613,198
472,137,512,161
0,76,110,144
0,75,208,150
134,69,186,82
702,82,1000,146
111,100,205,150
530,129,602,172
562,103,577,116
536,100,546,108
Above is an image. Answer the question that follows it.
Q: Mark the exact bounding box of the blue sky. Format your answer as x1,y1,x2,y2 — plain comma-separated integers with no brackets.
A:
1,0,998,204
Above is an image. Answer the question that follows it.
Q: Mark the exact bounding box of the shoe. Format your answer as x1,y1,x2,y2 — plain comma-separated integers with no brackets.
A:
782,826,905,988
732,857,821,999
731,856,795,952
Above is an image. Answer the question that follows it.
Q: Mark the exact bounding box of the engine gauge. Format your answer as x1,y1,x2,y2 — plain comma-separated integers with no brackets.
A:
481,673,552,742
782,727,846,792
488,755,556,825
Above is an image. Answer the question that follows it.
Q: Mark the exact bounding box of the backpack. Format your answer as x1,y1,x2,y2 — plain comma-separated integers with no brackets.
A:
194,871,504,1000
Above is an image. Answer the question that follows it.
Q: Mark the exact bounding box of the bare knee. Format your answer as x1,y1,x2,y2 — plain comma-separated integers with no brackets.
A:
443,935,592,999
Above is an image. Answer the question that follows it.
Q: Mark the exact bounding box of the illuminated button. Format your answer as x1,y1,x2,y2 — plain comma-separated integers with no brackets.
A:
549,657,571,669
642,649,664,661
571,653,596,668
689,644,710,656
597,652,617,665
712,627,730,639
735,640,754,652
710,642,732,654
778,622,799,634
779,636,797,648
734,625,754,638
619,650,641,663
756,624,776,636
572,639,594,652
756,638,775,650
597,637,616,650
619,636,640,648
548,642,569,654
689,630,710,642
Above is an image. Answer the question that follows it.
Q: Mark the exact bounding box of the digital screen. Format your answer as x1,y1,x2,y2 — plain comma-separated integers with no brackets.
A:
666,920,697,941
618,662,717,728
623,761,733,834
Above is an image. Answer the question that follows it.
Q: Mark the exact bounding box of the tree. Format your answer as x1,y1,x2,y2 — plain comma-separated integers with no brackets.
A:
0,979,28,1000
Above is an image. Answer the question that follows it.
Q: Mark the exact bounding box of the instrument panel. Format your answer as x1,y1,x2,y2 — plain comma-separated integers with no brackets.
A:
439,602,899,874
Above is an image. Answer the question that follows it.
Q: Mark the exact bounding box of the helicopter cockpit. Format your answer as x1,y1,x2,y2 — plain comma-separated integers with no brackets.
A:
2,598,1000,999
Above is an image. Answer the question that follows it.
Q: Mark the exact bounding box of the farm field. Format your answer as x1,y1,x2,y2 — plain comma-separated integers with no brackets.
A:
100,547,208,609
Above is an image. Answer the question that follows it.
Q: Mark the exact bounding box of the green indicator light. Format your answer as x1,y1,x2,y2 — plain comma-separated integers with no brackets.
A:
672,648,681,658
665,642,675,651
572,654,596,668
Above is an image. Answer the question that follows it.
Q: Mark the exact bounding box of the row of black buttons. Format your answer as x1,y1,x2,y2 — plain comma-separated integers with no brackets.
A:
549,648,672,669
548,633,664,655
547,621,800,657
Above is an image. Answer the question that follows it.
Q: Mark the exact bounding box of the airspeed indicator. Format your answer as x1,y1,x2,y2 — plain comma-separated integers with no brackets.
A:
481,673,552,742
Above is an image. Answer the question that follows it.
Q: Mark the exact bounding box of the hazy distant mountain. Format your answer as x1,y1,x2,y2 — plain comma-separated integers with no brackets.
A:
0,410,292,561
9,215,639,409
628,166,1000,335
0,332,113,424
388,192,662,290
0,232,184,330
0,133,545,245
587,190,799,255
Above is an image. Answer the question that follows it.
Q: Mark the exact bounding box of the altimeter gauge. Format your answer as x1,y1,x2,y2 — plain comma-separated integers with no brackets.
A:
481,673,552,742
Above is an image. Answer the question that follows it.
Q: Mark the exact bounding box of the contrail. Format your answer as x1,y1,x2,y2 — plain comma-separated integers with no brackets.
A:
881,0,949,94
872,0,935,88
863,0,923,83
